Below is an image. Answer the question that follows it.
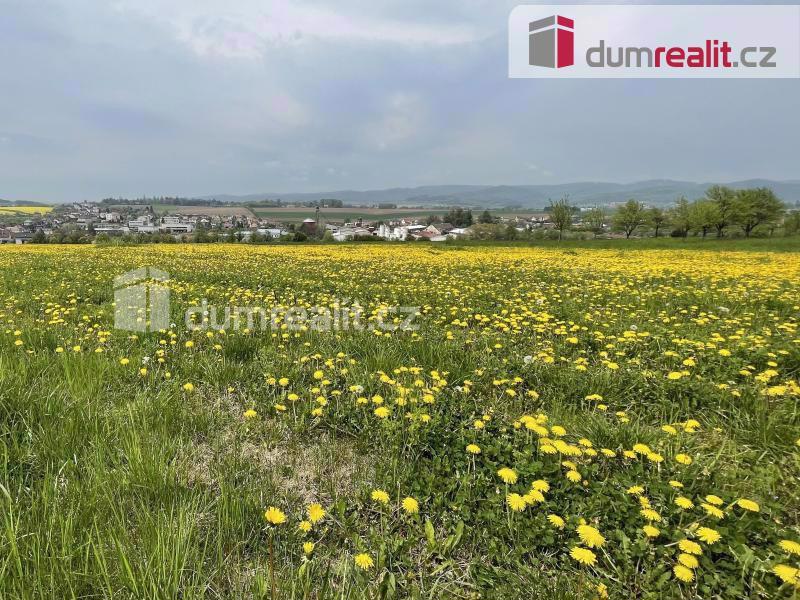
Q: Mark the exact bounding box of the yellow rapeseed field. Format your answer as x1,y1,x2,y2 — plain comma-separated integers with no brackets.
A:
1,243,798,599
0,205,53,215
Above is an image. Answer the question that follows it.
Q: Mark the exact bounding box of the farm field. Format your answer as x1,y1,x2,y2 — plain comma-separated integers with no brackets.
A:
1,244,799,599
250,207,455,222
108,204,258,217
0,206,53,215
250,207,555,222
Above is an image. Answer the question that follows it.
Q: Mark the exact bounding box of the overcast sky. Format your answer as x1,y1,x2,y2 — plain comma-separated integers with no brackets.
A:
1,0,798,202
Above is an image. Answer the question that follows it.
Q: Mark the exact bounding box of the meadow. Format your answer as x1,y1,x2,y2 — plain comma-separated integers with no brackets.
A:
1,244,799,599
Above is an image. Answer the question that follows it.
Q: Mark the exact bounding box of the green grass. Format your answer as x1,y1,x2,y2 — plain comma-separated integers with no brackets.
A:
0,244,798,599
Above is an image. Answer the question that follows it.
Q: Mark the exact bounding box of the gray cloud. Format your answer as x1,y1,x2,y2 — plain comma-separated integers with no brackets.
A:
0,0,797,201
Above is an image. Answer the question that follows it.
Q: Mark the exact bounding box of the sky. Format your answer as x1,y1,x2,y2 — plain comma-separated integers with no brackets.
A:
0,0,798,202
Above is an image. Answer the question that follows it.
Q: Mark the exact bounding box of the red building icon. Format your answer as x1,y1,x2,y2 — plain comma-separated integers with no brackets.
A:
529,15,574,68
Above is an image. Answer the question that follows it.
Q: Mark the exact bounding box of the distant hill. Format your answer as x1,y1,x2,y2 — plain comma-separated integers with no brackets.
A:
203,179,800,208
0,199,50,207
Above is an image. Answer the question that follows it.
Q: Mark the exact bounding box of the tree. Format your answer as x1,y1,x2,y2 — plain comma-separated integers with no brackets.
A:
669,196,692,237
613,199,646,238
731,187,784,237
444,207,473,228
31,230,47,244
784,212,800,236
585,207,606,238
464,209,474,227
647,207,668,238
704,185,735,238
549,196,572,241
688,199,719,239
478,210,494,224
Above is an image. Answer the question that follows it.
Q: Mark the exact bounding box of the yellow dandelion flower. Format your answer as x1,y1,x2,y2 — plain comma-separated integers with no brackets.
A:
466,443,481,454
570,546,597,566
506,493,527,512
678,539,702,555
675,497,694,510
354,553,374,570
697,527,721,544
308,503,325,524
675,454,692,465
678,553,699,569
547,514,565,529
773,564,798,585
640,508,662,522
643,525,660,538
524,489,545,504
298,520,312,532
566,470,582,483
577,524,605,548
531,480,550,493
673,564,694,583
736,498,760,512
701,503,725,519
402,496,419,514
371,489,390,505
778,540,800,556
497,467,518,485
264,506,286,525
303,542,314,555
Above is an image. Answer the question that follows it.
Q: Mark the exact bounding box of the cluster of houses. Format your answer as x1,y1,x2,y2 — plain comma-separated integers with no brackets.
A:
0,201,567,243
0,226,32,244
0,203,263,241
327,221,469,242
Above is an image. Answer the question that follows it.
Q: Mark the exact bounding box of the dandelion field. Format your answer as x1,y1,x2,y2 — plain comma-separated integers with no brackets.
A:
1,244,800,599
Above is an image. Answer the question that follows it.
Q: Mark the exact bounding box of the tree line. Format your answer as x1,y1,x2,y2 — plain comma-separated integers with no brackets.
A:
551,186,788,239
